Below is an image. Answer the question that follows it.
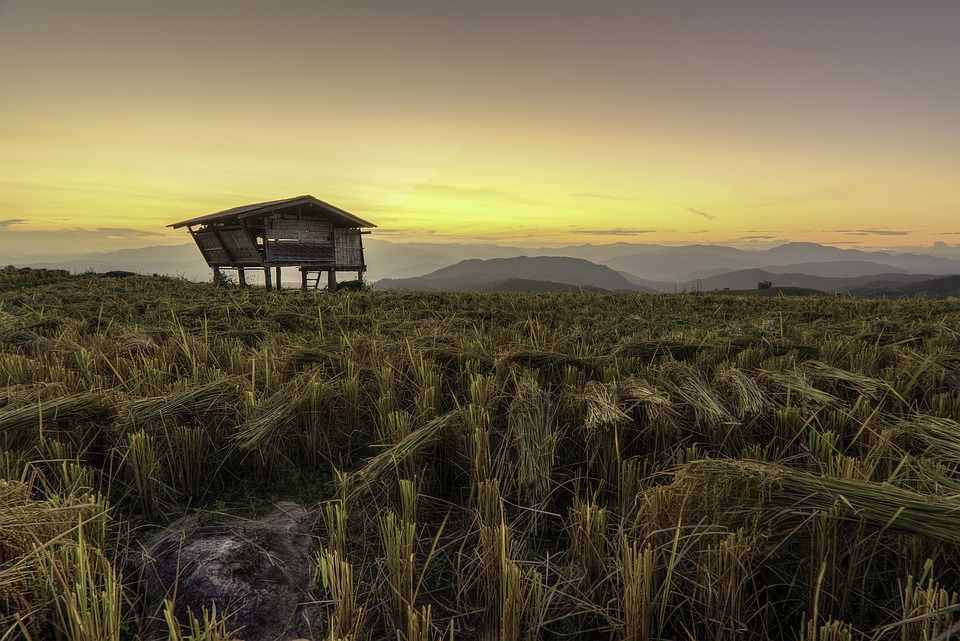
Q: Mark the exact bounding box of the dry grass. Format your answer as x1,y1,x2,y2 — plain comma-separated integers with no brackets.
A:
1,271,958,640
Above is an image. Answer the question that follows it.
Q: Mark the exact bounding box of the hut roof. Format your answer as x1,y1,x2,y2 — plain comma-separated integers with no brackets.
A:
168,195,376,229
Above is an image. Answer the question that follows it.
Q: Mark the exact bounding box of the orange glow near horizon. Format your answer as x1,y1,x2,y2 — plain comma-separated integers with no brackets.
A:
1,1,957,255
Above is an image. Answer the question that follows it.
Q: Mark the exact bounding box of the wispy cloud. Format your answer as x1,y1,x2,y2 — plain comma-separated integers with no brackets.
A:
97,227,164,238
738,235,778,240
831,229,912,236
571,192,632,202
0,225,181,255
3,225,164,238
687,207,716,220
571,228,657,236
371,228,437,236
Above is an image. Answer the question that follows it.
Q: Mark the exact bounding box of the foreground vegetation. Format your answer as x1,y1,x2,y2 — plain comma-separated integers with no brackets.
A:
1,268,958,640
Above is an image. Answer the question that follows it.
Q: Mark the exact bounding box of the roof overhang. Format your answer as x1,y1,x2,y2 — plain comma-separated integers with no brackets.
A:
169,195,376,229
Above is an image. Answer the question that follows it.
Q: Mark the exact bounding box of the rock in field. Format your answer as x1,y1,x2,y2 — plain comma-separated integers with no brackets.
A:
136,502,322,641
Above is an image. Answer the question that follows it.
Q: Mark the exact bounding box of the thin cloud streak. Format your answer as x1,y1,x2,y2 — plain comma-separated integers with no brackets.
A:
572,229,657,236
687,207,716,220
97,227,165,238
372,228,438,236
832,229,912,236
571,192,632,202
4,226,166,239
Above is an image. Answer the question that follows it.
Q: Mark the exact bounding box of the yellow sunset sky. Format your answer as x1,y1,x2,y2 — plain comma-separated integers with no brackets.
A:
1,0,958,255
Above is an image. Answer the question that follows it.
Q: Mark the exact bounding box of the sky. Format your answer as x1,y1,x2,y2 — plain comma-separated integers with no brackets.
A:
1,0,958,255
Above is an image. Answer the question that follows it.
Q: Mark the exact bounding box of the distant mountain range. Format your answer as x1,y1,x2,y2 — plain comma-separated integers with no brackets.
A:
5,244,212,281
372,259,954,296
602,243,957,282
364,240,957,283
374,256,654,293
3,239,956,295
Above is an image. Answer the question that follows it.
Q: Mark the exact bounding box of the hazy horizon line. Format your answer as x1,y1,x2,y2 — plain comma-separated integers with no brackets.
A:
3,236,958,262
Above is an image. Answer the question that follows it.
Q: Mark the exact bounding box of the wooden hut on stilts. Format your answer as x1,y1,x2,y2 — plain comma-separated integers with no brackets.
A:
169,195,375,291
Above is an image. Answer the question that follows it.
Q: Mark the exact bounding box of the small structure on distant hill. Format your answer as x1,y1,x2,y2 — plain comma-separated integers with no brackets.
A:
169,195,375,291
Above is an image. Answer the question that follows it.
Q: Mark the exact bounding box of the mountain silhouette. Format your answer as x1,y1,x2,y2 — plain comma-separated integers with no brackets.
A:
374,256,653,292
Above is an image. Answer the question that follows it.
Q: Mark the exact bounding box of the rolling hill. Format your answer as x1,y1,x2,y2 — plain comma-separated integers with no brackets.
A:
848,274,960,298
373,256,654,292
676,269,940,293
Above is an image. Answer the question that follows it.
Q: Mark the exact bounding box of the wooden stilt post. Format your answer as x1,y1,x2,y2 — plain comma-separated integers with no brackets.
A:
275,265,282,291
301,269,308,292
328,270,337,292
212,266,221,283
264,265,272,291
237,268,246,287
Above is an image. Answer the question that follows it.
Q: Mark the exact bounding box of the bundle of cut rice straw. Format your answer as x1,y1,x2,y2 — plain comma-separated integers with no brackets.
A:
673,458,960,544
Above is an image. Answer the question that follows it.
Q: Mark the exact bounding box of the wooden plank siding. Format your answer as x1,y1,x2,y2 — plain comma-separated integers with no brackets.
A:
266,218,332,241
334,228,365,269
193,229,261,266
266,241,335,264
265,217,335,264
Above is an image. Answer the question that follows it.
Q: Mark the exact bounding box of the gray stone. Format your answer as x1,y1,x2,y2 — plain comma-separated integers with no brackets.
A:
136,502,323,641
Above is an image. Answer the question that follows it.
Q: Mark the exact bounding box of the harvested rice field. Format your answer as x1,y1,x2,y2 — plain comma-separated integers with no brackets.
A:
1,268,958,640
